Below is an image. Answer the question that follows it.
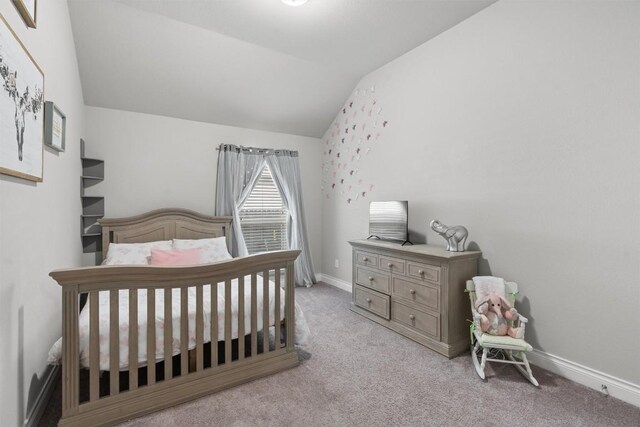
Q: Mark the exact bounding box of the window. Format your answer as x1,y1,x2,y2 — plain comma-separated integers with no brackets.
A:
239,165,288,254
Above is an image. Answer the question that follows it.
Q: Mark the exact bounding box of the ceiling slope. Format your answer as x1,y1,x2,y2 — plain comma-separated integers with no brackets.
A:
69,0,496,137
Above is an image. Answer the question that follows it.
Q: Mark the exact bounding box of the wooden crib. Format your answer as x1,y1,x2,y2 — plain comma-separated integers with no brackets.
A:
50,209,300,426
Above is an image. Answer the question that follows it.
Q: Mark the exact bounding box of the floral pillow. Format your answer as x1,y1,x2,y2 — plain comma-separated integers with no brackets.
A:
172,237,232,263
104,240,172,265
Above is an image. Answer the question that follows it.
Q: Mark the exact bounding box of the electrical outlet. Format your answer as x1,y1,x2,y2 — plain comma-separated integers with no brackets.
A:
334,259,340,269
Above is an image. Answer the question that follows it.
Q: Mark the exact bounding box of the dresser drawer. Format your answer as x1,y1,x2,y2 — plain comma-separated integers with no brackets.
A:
355,267,390,294
379,255,406,275
391,300,440,339
355,250,378,269
354,285,390,319
391,277,440,312
407,261,440,284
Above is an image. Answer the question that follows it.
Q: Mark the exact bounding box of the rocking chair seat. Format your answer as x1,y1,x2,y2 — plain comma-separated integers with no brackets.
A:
477,333,533,352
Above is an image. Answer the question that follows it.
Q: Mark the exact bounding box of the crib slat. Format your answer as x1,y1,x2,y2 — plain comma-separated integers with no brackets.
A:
61,287,79,417
224,280,232,363
211,283,218,367
263,270,269,353
109,290,119,395
274,268,281,349
129,289,138,390
164,288,172,381
180,287,188,376
251,273,257,357
147,289,156,385
89,291,99,402
285,261,295,351
195,285,204,371
237,276,245,360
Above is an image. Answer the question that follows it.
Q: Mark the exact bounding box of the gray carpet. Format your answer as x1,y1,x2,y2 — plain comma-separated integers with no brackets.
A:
41,282,639,426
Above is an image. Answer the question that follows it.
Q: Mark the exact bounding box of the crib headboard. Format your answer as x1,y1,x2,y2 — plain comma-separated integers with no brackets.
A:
98,208,233,261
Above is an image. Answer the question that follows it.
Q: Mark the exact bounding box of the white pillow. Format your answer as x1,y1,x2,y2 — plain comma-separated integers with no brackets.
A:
472,276,507,301
104,241,172,265
172,237,232,263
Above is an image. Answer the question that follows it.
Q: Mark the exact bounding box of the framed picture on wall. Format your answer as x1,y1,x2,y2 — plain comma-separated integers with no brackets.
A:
13,0,37,28
44,101,65,152
0,13,44,182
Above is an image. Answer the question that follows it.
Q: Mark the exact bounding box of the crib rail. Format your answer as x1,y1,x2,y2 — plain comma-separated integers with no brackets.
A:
50,250,300,427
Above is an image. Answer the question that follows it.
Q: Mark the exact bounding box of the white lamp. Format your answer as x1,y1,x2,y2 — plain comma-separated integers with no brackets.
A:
281,0,308,6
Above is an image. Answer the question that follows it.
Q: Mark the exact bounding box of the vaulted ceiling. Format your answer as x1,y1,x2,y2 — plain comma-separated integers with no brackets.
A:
68,0,496,137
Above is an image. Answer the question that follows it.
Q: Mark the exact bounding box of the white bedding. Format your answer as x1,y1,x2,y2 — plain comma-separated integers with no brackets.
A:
48,275,308,371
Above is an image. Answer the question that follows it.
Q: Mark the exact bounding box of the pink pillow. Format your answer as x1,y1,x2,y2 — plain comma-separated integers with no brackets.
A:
149,248,203,266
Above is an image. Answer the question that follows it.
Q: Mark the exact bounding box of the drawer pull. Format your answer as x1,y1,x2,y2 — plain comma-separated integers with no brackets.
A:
409,289,416,295
387,262,393,268
418,269,424,275
366,298,372,304
368,276,374,281
409,314,416,321
363,257,369,262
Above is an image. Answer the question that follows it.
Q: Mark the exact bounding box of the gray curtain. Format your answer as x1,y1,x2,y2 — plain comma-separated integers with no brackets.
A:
215,144,266,257
215,144,317,286
266,150,317,287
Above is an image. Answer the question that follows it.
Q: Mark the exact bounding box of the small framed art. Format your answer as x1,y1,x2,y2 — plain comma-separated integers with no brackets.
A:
44,101,66,152
13,0,37,29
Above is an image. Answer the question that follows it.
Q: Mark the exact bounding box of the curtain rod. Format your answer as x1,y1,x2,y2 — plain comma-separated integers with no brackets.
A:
215,144,298,157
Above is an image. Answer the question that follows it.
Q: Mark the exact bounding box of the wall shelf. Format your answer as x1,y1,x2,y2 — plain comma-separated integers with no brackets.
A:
81,139,105,253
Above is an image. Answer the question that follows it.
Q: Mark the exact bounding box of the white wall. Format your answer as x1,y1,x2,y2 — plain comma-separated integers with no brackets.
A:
0,1,85,425
84,106,323,271
321,0,640,386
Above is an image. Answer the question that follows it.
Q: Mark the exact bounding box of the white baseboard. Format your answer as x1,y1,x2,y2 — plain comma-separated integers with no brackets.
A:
528,349,640,407
317,273,352,293
24,365,60,427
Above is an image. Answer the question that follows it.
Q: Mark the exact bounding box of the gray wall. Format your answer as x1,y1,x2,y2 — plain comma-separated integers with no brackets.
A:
321,0,640,385
0,1,86,425
84,106,323,271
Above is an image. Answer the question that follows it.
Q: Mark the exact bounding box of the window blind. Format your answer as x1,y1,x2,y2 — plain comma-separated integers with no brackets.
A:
239,165,288,254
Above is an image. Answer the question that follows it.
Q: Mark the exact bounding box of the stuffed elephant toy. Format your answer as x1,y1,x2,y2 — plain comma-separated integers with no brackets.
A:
430,220,468,252
475,294,523,338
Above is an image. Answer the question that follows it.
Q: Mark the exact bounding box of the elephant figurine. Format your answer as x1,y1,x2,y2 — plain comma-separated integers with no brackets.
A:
430,220,468,252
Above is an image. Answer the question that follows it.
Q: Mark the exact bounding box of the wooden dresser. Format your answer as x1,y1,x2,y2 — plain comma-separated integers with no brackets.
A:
348,239,481,358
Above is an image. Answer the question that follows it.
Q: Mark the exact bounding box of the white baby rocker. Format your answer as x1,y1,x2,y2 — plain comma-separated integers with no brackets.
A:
466,276,538,386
